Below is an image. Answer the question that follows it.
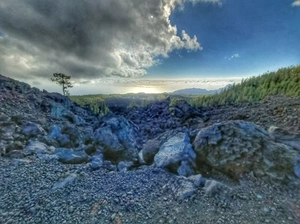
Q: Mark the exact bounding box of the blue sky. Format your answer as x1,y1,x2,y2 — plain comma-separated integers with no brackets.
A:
0,0,299,94
147,0,300,79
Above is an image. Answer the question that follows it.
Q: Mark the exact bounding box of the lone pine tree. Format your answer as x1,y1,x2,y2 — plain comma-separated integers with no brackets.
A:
51,73,73,96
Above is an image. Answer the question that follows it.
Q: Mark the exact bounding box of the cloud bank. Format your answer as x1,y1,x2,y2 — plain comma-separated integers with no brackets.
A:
0,0,221,80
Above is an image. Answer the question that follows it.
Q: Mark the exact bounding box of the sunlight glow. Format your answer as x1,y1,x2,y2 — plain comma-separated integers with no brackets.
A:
128,86,160,93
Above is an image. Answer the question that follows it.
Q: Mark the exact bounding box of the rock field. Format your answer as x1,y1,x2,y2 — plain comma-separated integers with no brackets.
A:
1,74,300,223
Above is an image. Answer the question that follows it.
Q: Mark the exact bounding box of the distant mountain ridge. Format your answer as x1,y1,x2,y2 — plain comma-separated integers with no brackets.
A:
171,85,231,95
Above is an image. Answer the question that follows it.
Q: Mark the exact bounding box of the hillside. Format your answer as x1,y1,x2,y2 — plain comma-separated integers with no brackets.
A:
193,65,300,107
0,73,300,223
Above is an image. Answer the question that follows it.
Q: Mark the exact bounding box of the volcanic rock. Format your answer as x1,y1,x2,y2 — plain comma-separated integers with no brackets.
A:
193,120,299,182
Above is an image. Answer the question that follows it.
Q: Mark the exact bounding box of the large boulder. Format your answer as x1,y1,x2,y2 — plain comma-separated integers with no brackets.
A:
141,128,189,164
94,116,138,162
154,131,196,176
193,120,299,182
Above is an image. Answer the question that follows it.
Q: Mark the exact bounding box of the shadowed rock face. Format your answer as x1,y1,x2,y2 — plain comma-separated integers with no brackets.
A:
193,120,299,182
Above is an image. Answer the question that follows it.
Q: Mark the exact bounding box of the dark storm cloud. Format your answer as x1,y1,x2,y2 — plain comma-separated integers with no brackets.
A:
0,0,220,79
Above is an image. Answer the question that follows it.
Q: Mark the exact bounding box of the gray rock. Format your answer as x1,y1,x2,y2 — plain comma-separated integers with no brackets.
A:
203,180,231,197
90,154,104,170
102,160,117,171
21,122,46,137
37,154,59,161
154,132,196,175
48,125,71,147
7,150,25,158
141,139,161,164
48,125,61,139
94,116,138,162
117,161,134,171
52,173,77,190
268,126,300,151
56,134,71,147
67,111,86,125
193,120,299,182
54,148,89,164
187,174,206,187
170,176,198,200
23,141,51,155
177,160,195,177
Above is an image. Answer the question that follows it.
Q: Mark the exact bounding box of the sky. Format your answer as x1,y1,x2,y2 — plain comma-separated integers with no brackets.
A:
0,0,299,94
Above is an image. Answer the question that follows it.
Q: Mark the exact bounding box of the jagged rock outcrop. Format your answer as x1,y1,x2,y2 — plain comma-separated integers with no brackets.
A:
93,115,138,163
193,120,300,182
0,74,98,156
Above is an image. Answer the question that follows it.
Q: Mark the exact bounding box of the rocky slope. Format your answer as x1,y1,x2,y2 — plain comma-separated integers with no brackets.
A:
1,74,300,223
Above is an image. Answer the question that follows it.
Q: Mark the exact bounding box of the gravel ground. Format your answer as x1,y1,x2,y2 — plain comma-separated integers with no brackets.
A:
1,156,300,224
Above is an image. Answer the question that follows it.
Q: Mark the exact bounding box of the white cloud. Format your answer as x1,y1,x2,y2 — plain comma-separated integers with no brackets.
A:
224,53,240,60
292,0,300,6
0,0,221,80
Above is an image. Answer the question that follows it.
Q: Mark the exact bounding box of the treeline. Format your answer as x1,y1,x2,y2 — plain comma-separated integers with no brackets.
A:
70,92,195,114
70,93,171,114
69,94,110,115
192,65,300,107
